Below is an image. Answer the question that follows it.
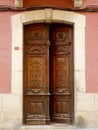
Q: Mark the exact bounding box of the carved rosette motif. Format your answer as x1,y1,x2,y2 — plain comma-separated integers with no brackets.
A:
52,31,72,56
56,31,72,43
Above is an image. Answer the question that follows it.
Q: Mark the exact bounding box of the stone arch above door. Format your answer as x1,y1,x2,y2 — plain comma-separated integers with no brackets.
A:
11,9,86,124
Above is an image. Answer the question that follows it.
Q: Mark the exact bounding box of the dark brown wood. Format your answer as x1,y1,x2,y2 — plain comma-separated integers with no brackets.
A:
23,23,74,125
23,23,50,125
49,24,74,124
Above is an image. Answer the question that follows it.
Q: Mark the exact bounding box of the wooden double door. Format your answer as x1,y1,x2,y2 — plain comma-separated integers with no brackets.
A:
23,23,74,125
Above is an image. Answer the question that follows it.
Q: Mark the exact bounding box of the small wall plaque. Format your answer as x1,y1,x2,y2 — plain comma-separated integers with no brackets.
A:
14,46,20,50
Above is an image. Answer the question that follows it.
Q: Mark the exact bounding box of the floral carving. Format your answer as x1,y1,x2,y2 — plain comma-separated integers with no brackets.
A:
56,31,71,43
29,58,43,89
56,58,68,89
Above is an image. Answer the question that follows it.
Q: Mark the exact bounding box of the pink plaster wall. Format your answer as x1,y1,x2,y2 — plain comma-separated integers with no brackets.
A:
85,13,98,92
0,1,98,93
0,12,13,93
83,0,98,6
0,0,14,6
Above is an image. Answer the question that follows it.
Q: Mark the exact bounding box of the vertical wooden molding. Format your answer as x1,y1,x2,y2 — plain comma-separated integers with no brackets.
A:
73,0,82,8
15,0,23,7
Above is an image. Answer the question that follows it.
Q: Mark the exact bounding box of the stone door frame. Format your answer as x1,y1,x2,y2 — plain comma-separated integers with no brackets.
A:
11,8,86,125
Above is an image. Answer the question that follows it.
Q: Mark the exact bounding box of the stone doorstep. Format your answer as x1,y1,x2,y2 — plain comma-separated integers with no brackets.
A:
20,126,98,130
20,125,98,130
0,123,98,130
21,124,75,130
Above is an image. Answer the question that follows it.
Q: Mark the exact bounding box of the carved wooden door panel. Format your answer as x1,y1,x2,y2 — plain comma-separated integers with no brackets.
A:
49,24,74,124
23,23,74,125
23,23,50,125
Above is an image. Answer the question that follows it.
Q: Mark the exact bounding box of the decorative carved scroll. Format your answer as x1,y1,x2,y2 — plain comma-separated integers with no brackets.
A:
54,45,70,55
26,45,47,54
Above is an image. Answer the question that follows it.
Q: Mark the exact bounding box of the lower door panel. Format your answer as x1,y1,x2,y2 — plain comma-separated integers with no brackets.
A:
24,95,50,125
51,95,71,124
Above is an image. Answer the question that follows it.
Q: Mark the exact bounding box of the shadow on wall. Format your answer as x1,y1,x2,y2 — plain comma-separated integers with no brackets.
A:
77,116,87,128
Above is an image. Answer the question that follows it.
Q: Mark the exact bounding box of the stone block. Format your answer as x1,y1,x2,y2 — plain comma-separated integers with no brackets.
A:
12,50,23,71
52,10,64,22
74,71,86,92
74,28,85,49
3,94,21,111
12,27,23,46
12,71,23,94
95,94,98,112
0,95,3,109
32,10,45,23
74,49,85,71
11,14,22,28
44,9,53,23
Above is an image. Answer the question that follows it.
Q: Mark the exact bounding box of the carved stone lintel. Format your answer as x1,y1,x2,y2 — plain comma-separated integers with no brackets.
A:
73,0,82,8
